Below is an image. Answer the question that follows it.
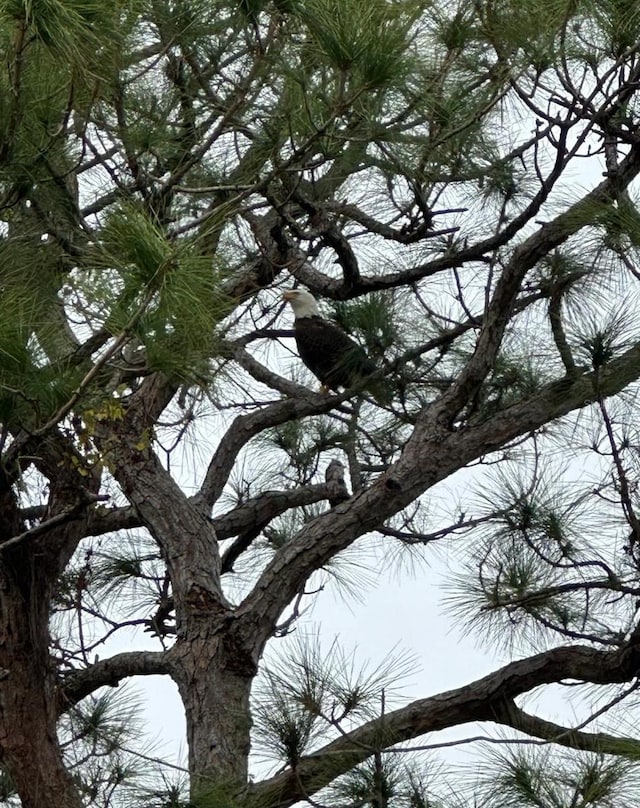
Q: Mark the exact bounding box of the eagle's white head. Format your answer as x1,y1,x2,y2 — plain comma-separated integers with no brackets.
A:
282,289,321,319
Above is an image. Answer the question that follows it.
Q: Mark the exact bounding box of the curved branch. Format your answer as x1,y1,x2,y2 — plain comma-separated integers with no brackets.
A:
435,138,640,422
85,504,142,536
236,338,640,652
250,644,640,808
94,399,228,613
223,341,314,399
291,138,640,310
1,493,108,552
194,390,354,513
492,698,640,758
216,482,339,572
59,650,171,713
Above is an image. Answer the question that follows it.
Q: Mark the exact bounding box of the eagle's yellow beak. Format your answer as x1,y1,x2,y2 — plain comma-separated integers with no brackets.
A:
282,290,297,301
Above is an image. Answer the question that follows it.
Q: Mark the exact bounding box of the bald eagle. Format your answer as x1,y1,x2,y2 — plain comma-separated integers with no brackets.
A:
283,289,378,393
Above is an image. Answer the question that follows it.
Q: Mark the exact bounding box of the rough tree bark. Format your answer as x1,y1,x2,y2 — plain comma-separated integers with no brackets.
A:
0,556,84,808
1,429,102,806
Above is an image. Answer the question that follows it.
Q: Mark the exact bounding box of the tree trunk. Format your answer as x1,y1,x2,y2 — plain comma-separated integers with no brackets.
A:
171,620,257,801
0,561,83,808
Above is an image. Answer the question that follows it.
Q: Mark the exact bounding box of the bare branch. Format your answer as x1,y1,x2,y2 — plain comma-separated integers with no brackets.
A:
85,505,142,536
194,391,355,514
59,651,172,713
492,696,640,758
217,482,337,573
435,139,640,422
1,493,109,552
236,341,640,650
251,644,640,808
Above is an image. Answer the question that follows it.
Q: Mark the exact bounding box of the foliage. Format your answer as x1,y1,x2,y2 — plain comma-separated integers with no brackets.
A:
4,0,640,807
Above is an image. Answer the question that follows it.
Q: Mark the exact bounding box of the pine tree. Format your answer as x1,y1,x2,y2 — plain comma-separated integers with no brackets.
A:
3,0,640,806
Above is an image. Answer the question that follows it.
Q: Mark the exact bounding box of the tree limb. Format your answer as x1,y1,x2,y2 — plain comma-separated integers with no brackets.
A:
85,504,142,536
194,390,355,514
236,339,640,651
434,137,640,423
59,650,172,713
492,698,640,758
251,643,640,808
217,482,340,572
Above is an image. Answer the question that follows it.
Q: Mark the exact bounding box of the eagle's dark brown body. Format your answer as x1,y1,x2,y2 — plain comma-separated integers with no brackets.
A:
283,288,381,394
294,315,377,391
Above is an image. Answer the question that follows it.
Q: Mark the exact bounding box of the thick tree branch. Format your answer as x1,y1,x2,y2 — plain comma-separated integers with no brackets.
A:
101,435,228,615
194,390,354,514
435,138,640,422
251,644,640,808
94,381,229,615
59,650,172,713
214,467,350,577
85,504,142,536
1,493,108,552
222,341,315,399
216,482,340,572
492,698,640,757
236,341,640,650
